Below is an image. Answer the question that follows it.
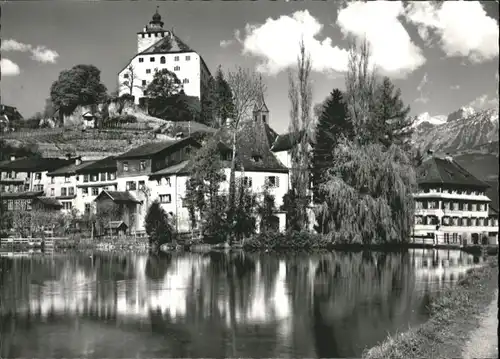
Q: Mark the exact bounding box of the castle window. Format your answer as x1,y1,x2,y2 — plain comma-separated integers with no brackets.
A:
139,58,144,63
174,66,180,71
146,69,151,74
150,57,155,62
185,55,191,61
174,56,179,61
124,73,129,79
183,78,189,84
160,56,166,64
142,80,146,86
161,32,165,37
141,34,145,38
148,33,151,38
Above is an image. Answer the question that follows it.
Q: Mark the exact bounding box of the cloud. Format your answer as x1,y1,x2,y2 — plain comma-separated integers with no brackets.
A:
415,72,429,103
220,39,234,48
468,94,499,110
238,10,349,75
1,58,21,76
405,1,499,63
450,84,460,90
336,1,426,78
1,38,59,64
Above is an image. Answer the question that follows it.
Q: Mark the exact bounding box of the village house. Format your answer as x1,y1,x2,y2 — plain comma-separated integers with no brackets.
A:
413,152,499,245
118,8,212,103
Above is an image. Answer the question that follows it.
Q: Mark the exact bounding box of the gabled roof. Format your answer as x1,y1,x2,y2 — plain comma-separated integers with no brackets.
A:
76,156,117,173
417,156,490,189
0,157,72,173
47,161,93,176
116,137,200,160
107,221,128,229
94,190,141,204
140,33,193,54
271,130,306,152
33,197,62,208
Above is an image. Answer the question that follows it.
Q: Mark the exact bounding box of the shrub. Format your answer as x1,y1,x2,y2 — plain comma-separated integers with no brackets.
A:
243,230,329,250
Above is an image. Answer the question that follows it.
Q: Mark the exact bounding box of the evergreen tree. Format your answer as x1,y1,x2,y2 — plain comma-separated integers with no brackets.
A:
257,186,277,233
145,200,174,252
214,66,235,126
371,77,413,148
311,89,353,205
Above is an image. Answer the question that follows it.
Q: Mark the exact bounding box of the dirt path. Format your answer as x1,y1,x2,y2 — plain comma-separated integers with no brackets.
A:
462,289,499,359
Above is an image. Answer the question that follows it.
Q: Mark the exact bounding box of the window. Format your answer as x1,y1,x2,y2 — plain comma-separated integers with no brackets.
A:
92,187,99,196
150,57,155,62
159,194,172,203
142,80,146,86
251,155,262,163
82,187,88,195
146,69,151,74
50,177,55,184
140,160,146,170
91,174,98,182
108,172,116,180
83,174,89,183
35,173,42,180
34,184,44,192
124,73,129,79
262,114,267,123
24,184,30,191
100,172,106,181
185,55,190,61
50,188,55,196
165,177,171,187
126,181,137,191
160,56,166,64
123,162,129,172
139,181,145,190
174,56,179,61
243,176,252,187
265,176,279,188
62,202,72,210
183,78,189,84
85,203,91,214
61,187,67,196
174,66,180,71
139,57,144,63
68,187,75,196
64,175,70,183
148,33,152,38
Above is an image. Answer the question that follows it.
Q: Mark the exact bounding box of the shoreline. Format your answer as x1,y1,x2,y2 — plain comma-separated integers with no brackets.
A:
362,255,499,359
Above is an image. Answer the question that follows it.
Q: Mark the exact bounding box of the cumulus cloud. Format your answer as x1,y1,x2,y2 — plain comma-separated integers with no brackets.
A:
1,38,59,64
450,84,460,90
405,1,499,63
220,39,234,48
336,1,426,78
415,72,429,103
1,58,21,76
238,10,349,75
468,94,499,110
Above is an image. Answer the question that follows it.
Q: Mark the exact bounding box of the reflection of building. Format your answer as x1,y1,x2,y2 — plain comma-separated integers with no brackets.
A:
117,8,212,103
414,153,499,244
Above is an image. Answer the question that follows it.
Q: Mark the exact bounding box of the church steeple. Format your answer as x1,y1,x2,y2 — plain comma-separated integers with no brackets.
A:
148,6,164,30
253,75,269,124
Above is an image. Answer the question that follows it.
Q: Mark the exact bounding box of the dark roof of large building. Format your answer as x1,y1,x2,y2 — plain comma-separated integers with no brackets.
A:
140,33,193,54
47,161,93,176
0,191,44,200
33,197,63,208
76,156,117,173
270,130,306,152
0,157,73,172
94,191,141,204
116,137,199,160
417,156,490,189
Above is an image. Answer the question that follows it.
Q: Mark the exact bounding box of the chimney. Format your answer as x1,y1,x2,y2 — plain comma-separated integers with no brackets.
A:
9,155,15,162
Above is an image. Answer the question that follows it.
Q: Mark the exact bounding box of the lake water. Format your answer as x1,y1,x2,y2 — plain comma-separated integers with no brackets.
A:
0,249,483,358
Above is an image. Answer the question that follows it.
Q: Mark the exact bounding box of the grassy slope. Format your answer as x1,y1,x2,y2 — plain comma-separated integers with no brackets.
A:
363,256,498,359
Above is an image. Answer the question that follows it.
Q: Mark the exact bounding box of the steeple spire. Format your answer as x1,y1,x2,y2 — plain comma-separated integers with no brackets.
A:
149,6,164,28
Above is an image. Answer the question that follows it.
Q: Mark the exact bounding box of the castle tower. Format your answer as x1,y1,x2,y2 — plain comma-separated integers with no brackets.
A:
137,7,171,53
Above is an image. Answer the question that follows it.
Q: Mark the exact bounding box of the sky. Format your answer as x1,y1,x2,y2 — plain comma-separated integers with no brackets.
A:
1,0,498,134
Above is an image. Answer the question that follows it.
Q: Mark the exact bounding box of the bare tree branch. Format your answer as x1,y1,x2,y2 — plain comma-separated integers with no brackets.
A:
120,65,144,96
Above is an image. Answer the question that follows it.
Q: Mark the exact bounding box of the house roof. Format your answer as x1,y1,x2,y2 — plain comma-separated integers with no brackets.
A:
150,160,191,177
0,157,73,173
107,221,128,229
116,137,200,160
140,33,193,55
33,197,62,208
94,190,141,204
0,191,44,200
76,156,117,173
417,156,490,189
47,161,93,176
271,130,306,152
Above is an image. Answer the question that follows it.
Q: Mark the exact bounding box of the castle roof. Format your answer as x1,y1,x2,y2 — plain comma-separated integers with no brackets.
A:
140,33,193,54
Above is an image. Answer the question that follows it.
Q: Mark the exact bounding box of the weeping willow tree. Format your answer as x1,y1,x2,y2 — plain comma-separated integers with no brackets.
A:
316,39,417,244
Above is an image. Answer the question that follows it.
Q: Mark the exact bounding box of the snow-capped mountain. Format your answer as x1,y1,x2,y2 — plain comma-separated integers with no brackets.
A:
412,112,447,128
412,107,499,154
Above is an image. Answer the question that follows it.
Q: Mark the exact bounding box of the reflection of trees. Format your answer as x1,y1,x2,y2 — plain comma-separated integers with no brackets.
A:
145,252,172,280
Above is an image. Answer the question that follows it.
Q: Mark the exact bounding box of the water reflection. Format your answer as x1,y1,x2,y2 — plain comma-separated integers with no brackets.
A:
0,249,483,358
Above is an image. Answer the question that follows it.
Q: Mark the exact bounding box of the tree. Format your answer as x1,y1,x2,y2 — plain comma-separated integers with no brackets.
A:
50,64,108,117
95,202,122,235
145,200,174,252
372,77,414,148
120,65,143,97
200,76,218,126
215,66,235,125
145,68,182,100
232,179,257,242
311,89,353,206
257,186,277,233
288,39,313,229
152,93,201,122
